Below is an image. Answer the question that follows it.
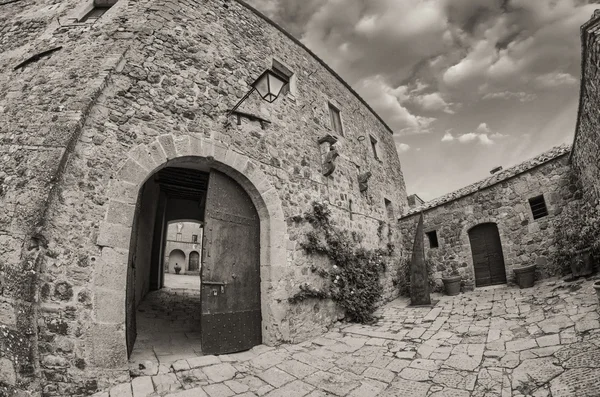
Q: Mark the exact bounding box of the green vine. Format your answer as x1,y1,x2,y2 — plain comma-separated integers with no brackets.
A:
289,201,391,323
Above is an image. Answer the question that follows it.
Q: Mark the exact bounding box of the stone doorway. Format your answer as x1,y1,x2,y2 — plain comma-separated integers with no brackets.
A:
468,223,507,287
125,164,262,370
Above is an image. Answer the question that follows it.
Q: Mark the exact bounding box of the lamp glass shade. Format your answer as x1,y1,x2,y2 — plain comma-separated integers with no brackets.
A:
252,70,288,103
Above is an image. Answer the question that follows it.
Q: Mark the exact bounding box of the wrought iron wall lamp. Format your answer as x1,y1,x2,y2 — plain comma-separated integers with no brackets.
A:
227,69,289,117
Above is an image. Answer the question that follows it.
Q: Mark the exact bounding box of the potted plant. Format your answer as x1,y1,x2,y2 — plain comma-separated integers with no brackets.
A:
441,262,461,296
513,264,536,289
174,263,182,274
554,200,599,278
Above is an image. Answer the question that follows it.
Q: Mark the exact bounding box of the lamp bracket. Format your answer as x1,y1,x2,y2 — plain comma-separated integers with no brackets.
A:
230,110,272,130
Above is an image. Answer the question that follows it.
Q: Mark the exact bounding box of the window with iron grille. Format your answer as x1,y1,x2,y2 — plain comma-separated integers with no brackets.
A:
426,230,439,248
192,234,198,243
328,103,343,136
528,195,548,219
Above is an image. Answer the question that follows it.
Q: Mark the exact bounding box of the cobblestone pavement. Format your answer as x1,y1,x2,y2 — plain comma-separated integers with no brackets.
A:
98,277,600,397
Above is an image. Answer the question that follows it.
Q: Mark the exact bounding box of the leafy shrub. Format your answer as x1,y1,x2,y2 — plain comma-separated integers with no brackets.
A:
289,201,390,323
553,199,600,275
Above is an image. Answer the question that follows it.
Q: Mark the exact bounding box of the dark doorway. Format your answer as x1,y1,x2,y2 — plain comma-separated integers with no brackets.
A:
468,223,507,287
189,251,200,271
126,165,262,367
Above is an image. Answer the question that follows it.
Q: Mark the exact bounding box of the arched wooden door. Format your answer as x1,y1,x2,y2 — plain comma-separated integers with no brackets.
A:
468,223,507,287
189,251,200,271
201,169,261,354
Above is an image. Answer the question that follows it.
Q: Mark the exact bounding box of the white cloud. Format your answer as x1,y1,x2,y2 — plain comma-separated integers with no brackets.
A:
482,91,537,102
441,131,455,141
443,122,501,146
397,143,411,153
356,76,435,134
534,72,578,88
413,92,454,113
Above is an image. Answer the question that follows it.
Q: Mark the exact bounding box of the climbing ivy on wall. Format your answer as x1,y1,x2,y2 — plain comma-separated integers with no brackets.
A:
289,201,392,323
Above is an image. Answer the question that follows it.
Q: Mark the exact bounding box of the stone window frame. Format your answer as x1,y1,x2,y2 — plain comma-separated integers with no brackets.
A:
327,101,345,137
425,230,439,248
528,194,549,220
62,0,121,26
369,134,382,163
272,57,297,101
384,198,394,221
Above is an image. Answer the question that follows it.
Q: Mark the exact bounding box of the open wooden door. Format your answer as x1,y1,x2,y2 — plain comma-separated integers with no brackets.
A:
201,170,261,355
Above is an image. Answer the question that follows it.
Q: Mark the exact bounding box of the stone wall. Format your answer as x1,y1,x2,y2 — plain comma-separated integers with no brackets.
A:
398,147,574,292
572,10,600,209
0,0,407,395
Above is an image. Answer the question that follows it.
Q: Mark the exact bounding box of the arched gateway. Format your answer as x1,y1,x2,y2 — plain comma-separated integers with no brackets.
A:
127,166,261,355
94,134,286,367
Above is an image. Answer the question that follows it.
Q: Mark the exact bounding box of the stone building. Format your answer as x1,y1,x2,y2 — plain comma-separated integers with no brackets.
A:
0,0,407,395
398,146,574,290
572,10,600,209
163,222,203,275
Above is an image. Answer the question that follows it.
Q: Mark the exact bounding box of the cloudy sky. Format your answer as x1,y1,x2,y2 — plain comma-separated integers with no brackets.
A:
246,0,599,201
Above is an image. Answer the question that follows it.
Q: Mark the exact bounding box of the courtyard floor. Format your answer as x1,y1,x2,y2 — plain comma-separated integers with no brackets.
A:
100,277,600,397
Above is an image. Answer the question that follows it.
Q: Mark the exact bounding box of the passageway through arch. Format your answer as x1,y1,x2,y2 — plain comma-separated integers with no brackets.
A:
126,164,261,369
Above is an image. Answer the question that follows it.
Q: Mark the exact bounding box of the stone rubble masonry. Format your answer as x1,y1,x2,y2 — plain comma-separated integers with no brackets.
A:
572,10,600,210
0,0,407,395
398,146,576,289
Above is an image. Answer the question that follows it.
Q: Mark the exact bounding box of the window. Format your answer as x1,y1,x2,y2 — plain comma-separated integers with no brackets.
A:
272,59,295,97
426,231,439,248
79,0,117,22
384,198,394,221
328,103,343,136
176,233,182,242
192,234,198,243
528,195,548,219
370,135,380,161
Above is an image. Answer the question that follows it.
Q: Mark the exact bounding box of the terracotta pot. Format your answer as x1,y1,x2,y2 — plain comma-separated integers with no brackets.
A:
571,248,595,277
594,281,600,302
442,275,461,296
514,264,536,289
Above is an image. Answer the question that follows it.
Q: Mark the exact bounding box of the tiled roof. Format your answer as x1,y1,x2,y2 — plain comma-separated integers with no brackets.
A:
401,145,571,218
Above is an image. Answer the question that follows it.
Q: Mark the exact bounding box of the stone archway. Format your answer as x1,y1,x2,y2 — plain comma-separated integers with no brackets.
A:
91,134,286,370
167,249,186,274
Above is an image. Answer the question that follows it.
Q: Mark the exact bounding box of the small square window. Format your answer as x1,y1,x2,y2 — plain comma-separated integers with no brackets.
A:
176,233,182,242
328,103,343,136
370,135,380,161
192,234,198,243
528,195,548,219
384,198,394,221
426,230,439,248
79,0,117,22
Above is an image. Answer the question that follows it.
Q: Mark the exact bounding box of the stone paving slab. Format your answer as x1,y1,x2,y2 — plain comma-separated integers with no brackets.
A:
93,277,600,397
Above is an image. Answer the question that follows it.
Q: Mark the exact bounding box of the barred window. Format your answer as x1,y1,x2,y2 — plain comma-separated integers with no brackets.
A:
528,195,548,219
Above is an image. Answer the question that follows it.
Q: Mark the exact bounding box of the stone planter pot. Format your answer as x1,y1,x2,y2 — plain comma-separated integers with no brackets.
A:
462,279,475,292
571,248,595,278
514,264,536,289
442,275,462,296
594,281,600,302
174,266,181,275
